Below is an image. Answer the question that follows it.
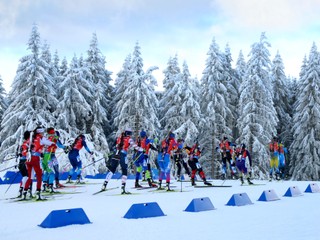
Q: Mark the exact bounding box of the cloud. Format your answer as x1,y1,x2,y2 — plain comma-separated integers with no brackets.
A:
214,0,320,32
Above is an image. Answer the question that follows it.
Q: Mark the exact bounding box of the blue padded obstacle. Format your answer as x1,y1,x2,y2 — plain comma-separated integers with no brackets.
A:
283,186,302,197
1,171,22,184
123,202,166,219
226,192,253,206
39,208,91,228
185,197,216,212
258,189,280,202
305,183,320,193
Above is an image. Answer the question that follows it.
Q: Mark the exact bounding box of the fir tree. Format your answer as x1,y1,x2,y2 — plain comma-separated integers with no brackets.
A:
159,55,182,136
55,55,92,137
290,43,320,180
86,33,111,151
173,61,202,145
271,51,292,146
0,75,7,130
238,32,277,177
113,42,160,137
0,24,57,159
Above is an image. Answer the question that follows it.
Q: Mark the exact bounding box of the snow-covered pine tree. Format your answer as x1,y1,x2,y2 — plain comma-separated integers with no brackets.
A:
112,55,132,140
56,57,68,100
167,61,202,145
113,42,160,138
200,38,232,178
0,24,58,160
159,55,182,138
55,55,92,137
238,32,277,178
86,33,112,152
222,44,239,141
0,75,7,128
52,50,60,88
290,43,320,180
271,51,292,147
234,50,247,141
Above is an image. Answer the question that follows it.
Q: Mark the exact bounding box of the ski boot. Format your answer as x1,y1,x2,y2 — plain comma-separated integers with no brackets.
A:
48,184,55,193
66,175,72,184
240,176,244,185
121,183,131,195
101,181,108,191
42,182,47,192
247,177,254,185
135,180,142,188
36,190,43,201
157,181,164,190
55,180,64,188
76,175,83,184
17,187,23,198
276,173,281,181
22,190,28,200
147,178,157,187
203,179,212,186
166,182,173,191
28,188,34,198
191,178,196,186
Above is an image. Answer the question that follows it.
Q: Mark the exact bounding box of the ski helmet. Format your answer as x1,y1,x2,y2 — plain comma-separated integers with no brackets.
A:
140,130,147,138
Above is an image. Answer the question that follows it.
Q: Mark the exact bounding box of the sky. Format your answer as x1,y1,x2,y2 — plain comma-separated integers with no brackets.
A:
1,176,319,240
0,0,320,92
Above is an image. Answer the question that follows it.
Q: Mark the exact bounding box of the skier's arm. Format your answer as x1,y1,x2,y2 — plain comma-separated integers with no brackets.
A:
40,137,54,146
247,150,252,166
82,140,93,154
56,139,65,149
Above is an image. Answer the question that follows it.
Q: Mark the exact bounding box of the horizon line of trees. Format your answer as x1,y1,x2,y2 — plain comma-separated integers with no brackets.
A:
0,24,320,181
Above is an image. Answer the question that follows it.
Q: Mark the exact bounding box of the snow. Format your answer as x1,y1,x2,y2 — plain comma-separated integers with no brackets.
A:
1,178,319,240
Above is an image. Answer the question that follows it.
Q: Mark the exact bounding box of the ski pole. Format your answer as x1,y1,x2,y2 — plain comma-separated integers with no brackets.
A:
2,156,17,162
4,171,20,194
0,165,18,173
82,157,105,169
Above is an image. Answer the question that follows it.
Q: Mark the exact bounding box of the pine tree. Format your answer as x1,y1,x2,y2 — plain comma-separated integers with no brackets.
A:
0,75,7,130
168,61,202,144
290,43,320,180
86,33,112,151
200,38,231,177
159,55,182,137
271,51,292,146
238,32,277,177
0,24,58,159
113,42,160,138
55,55,92,137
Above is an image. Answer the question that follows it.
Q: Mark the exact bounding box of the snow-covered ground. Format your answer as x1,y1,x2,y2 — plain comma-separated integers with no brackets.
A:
1,178,319,240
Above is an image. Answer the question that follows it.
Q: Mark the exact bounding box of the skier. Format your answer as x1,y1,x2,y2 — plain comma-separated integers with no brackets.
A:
278,140,287,180
218,136,236,179
101,128,140,194
235,144,253,185
185,142,212,186
269,136,280,181
23,126,55,200
157,131,177,191
17,131,31,198
173,138,191,181
66,134,93,184
42,127,66,192
133,130,157,188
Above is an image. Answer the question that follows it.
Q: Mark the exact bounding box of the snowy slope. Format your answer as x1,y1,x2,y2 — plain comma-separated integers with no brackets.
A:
0,179,319,240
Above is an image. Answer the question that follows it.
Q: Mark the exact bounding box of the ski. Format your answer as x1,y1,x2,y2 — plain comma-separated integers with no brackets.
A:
194,185,232,188
92,187,119,195
241,183,266,186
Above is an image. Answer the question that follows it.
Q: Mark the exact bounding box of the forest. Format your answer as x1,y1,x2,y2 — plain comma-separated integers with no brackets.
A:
0,24,320,181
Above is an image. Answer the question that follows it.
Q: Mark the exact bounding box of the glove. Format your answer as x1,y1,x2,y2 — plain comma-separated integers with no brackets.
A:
90,151,94,155
64,147,69,154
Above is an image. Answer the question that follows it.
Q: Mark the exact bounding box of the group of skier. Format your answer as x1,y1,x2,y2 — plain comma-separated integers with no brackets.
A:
217,135,287,184
16,126,93,200
100,129,212,194
14,124,288,199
